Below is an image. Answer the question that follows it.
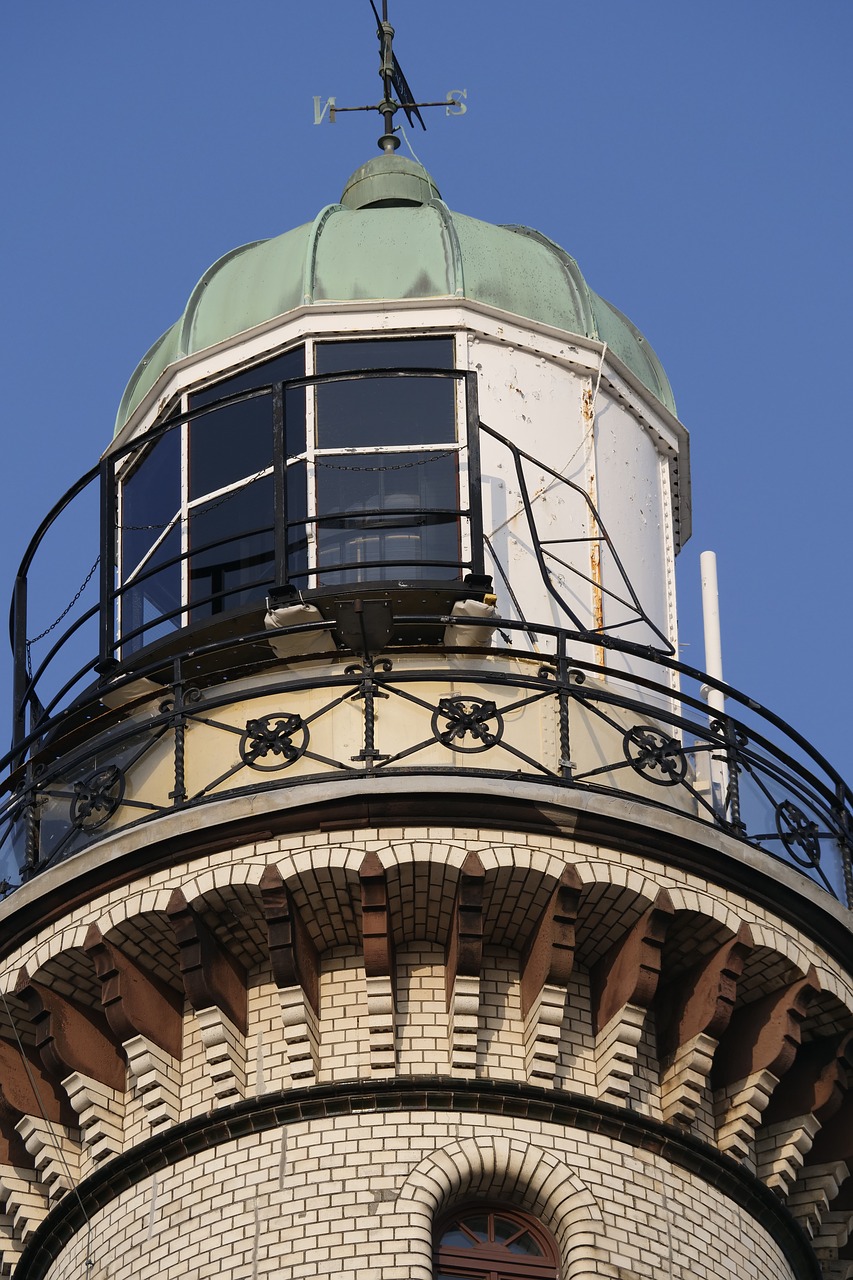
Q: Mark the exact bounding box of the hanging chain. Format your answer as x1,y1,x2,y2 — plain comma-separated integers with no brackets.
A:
120,466,271,531
25,448,451,676
315,449,456,472
26,556,101,676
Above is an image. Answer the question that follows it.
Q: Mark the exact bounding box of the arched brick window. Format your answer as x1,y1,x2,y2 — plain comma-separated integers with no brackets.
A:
435,1204,560,1279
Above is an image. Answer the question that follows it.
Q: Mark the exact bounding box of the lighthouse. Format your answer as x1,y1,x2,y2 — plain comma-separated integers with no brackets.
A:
0,15,851,1280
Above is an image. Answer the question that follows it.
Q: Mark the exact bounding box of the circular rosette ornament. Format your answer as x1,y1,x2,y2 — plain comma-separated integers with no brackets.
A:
239,713,308,771
71,765,126,831
775,799,821,869
431,696,504,753
622,726,686,786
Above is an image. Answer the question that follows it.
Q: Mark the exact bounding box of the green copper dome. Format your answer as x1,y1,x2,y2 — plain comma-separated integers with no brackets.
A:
116,156,675,432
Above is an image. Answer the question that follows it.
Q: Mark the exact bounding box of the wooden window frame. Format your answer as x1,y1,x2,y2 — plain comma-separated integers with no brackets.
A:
435,1203,560,1280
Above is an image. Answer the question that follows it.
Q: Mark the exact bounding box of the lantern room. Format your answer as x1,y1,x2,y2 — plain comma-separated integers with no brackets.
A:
105,153,686,667
4,154,849,910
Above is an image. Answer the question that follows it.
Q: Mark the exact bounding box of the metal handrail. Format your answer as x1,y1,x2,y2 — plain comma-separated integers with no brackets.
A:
0,614,849,906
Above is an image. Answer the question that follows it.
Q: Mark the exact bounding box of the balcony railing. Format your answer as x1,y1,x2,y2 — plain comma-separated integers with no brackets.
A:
0,615,850,907
4,366,851,908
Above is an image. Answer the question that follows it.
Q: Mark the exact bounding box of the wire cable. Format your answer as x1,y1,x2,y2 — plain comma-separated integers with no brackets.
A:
0,986,95,1271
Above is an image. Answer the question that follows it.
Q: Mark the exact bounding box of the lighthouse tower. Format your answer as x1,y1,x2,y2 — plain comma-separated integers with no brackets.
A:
0,33,852,1280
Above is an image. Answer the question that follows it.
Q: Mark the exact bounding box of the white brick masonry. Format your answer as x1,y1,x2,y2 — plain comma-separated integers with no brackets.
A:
40,1115,797,1280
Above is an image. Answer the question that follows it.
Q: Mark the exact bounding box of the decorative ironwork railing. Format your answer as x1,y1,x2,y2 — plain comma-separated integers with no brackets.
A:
8,367,676,758
3,367,851,907
0,617,850,907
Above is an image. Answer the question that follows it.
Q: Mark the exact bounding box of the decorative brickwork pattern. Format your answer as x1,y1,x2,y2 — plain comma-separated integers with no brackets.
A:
123,1034,180,1131
37,1115,800,1280
0,820,848,1277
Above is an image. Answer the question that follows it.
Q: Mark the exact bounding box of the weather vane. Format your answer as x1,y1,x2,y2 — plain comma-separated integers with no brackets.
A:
314,0,467,152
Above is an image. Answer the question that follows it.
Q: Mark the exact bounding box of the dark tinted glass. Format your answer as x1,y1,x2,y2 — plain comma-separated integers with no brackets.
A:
316,513,459,583
120,525,181,652
315,337,453,375
464,1216,489,1242
492,1219,541,1255
120,428,181,575
316,451,459,584
440,1229,477,1249
505,1233,541,1256
285,461,309,584
189,475,274,618
284,384,307,459
316,450,457,515
189,348,304,499
315,338,455,450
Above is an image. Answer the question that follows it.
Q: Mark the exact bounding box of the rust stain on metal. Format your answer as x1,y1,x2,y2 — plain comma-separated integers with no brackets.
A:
582,386,605,663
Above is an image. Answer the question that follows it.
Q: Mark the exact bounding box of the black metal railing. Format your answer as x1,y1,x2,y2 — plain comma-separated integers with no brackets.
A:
10,367,490,748
4,368,851,907
0,615,850,907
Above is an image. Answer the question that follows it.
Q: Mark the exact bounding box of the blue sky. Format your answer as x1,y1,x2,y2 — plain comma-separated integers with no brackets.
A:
1,0,851,785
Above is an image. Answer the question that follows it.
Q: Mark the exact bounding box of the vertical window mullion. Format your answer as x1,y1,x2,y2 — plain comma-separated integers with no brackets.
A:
273,382,288,592
180,397,189,624
99,454,117,669
115,456,125,655
464,369,484,576
305,340,318,585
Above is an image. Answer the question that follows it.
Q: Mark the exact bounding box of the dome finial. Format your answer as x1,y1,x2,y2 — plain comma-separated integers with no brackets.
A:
372,0,404,151
318,2,466,152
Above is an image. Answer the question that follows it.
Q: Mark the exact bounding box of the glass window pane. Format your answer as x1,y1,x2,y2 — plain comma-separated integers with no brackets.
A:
189,397,272,500
120,428,180,575
191,347,304,409
315,337,453,375
315,451,460,584
189,347,304,499
505,1232,542,1256
120,525,181,653
463,1215,489,1242
316,338,455,451
316,374,455,450
286,461,308,585
316,451,458,515
440,1229,476,1249
190,475,274,618
285,383,306,460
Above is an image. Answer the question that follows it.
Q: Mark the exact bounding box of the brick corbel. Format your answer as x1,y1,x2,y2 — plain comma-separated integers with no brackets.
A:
657,924,753,1128
590,890,674,1103
756,1032,853,1196
0,1210,22,1277
166,889,248,1101
0,1165,48,1247
800,1091,853,1234
13,968,125,1095
712,967,820,1164
519,867,581,1085
0,1038,71,1170
787,1160,850,1238
260,865,320,1085
819,1261,853,1280
818,1181,853,1275
445,851,484,1074
61,1071,124,1166
359,853,396,1076
83,925,183,1060
14,1115,80,1203
122,1036,181,1130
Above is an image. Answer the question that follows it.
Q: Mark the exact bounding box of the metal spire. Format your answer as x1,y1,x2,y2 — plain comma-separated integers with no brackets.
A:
314,1,466,151
370,0,425,151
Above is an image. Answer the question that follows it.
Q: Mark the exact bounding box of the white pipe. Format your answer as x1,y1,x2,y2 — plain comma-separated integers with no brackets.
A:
700,551,725,715
700,550,728,818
